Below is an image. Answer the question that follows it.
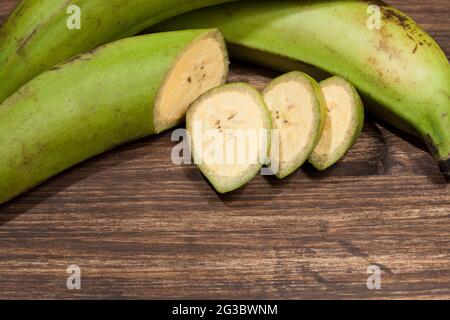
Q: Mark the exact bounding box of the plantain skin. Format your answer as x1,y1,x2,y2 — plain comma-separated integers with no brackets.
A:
0,0,237,103
0,29,225,204
156,0,450,178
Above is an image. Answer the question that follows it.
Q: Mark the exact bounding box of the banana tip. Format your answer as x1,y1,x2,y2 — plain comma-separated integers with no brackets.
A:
438,159,450,182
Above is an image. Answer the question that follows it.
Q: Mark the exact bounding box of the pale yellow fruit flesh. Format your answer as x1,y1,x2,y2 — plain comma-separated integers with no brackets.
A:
155,37,227,133
191,91,266,177
264,81,316,167
313,85,353,156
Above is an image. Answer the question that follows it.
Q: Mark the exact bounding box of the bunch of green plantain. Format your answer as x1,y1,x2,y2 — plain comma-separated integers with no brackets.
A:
0,0,448,203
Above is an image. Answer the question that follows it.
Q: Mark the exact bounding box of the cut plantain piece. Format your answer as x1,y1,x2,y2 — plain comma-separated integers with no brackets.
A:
0,29,230,205
263,71,327,179
309,76,364,171
155,30,229,133
187,83,272,193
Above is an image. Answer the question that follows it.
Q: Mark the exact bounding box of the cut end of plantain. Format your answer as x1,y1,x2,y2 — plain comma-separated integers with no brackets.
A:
263,71,327,179
309,76,364,171
154,30,229,133
187,83,272,193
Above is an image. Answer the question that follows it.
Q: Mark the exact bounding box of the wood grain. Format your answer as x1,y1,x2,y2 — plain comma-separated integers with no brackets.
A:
0,0,449,300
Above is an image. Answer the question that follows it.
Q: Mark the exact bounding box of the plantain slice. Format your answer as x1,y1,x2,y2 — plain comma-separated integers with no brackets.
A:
309,76,365,171
187,83,272,193
263,71,327,178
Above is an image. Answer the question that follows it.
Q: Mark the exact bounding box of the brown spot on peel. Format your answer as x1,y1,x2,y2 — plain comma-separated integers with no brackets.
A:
17,27,39,53
366,1,433,54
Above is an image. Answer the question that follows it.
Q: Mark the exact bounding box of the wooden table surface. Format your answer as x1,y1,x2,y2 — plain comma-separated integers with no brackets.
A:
0,0,449,300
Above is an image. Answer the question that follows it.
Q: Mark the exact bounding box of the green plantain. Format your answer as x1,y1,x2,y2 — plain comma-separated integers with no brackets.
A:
0,29,228,204
0,0,237,103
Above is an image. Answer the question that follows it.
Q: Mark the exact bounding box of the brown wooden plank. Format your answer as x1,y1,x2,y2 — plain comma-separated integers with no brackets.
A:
0,0,449,300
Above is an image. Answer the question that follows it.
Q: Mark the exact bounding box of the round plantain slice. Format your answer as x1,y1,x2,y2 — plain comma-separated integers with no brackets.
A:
309,76,365,171
263,71,327,179
187,83,272,193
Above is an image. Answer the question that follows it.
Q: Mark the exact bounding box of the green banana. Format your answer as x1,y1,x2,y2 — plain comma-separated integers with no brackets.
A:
156,0,450,179
0,29,229,204
0,0,237,104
